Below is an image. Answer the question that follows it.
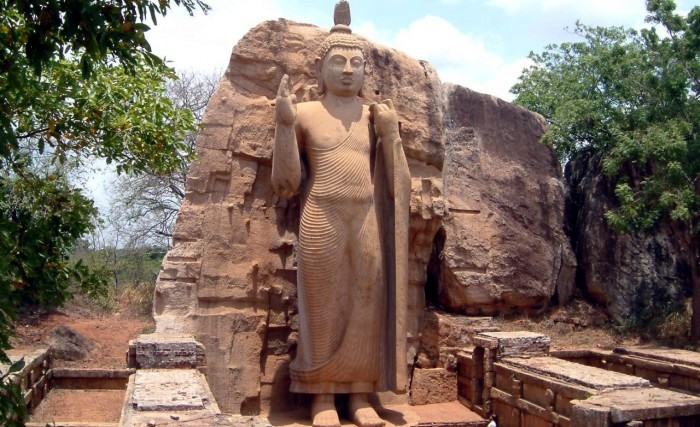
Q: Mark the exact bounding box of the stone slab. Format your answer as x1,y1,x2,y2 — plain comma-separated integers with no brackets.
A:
129,334,205,369
479,331,547,340
475,331,550,357
51,368,134,379
503,356,650,390
1,348,50,375
266,401,486,426
131,369,210,411
120,368,223,427
614,346,700,369
120,413,270,427
573,387,700,423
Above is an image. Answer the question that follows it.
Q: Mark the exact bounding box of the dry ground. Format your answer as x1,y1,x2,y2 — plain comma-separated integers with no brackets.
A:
10,297,645,368
10,293,155,424
493,299,642,350
7,295,666,424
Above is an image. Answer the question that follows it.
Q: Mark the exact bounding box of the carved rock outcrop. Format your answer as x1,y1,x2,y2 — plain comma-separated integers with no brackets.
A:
154,19,445,414
566,153,691,324
153,18,572,414
438,86,576,315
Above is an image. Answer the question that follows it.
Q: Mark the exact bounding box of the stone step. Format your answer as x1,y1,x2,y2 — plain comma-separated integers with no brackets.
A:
119,369,222,427
127,333,205,369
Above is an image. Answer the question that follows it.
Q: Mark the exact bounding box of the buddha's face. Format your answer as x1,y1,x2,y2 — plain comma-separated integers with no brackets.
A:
319,47,365,97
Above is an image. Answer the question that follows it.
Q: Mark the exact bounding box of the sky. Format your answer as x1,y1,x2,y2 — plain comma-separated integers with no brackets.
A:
145,0,696,100
87,0,696,212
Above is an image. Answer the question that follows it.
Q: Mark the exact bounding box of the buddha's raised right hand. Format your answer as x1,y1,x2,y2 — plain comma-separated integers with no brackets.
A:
276,74,297,126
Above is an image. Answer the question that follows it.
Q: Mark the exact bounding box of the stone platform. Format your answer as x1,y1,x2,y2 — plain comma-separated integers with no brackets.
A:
119,368,223,427
572,387,700,426
503,356,650,391
614,345,700,368
267,401,487,427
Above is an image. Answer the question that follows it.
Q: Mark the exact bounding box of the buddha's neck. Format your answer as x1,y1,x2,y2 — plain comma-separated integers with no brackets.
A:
322,93,361,110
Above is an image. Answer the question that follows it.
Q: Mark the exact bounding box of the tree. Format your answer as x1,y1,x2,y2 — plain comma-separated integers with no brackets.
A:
0,1,209,425
109,70,220,248
512,0,700,340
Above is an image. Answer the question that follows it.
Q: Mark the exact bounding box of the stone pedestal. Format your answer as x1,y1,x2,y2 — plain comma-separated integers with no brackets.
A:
474,331,550,358
120,334,226,427
127,333,206,369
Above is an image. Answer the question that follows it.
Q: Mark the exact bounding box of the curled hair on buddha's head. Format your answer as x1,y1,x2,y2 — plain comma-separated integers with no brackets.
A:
318,31,366,62
316,0,366,96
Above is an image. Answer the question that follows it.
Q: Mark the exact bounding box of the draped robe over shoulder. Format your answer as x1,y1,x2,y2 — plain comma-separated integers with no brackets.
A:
275,97,410,395
290,114,385,394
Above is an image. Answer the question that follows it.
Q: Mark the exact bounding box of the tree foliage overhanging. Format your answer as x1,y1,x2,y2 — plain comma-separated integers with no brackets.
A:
512,0,700,339
109,70,219,249
0,2,209,424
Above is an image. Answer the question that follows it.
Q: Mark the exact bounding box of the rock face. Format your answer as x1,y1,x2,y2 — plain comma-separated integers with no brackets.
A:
409,368,457,405
153,19,572,414
439,86,576,314
566,153,691,324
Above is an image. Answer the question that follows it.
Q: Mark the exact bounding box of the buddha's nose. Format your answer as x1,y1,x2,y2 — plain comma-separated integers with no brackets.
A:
343,61,353,74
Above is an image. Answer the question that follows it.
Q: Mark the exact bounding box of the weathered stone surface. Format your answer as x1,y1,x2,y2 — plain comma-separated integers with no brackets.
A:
131,369,212,411
409,368,458,405
614,346,700,368
439,85,576,315
121,368,227,427
1,348,49,376
475,331,550,358
128,334,206,369
45,325,98,361
566,153,690,323
154,17,572,414
503,357,650,391
416,311,497,369
154,18,446,414
572,388,700,425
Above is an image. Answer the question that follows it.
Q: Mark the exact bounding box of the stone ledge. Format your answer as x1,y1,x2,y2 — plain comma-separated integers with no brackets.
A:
614,346,700,369
127,334,205,369
131,369,211,411
474,331,550,358
502,357,650,391
571,387,700,426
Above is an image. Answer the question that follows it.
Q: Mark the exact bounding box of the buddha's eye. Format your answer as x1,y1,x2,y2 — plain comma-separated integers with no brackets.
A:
351,58,363,68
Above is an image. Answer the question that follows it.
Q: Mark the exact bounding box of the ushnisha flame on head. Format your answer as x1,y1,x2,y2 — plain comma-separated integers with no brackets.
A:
317,0,365,61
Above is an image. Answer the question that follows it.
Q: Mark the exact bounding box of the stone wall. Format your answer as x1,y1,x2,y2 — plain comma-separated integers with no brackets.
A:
153,19,572,414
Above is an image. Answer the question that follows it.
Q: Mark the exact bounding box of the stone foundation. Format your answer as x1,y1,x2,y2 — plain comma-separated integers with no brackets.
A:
459,331,700,427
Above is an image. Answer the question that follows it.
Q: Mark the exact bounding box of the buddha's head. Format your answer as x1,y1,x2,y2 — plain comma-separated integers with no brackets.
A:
316,1,365,97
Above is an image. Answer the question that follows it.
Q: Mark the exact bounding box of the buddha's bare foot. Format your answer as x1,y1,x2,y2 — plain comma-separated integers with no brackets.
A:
349,394,385,427
312,394,341,427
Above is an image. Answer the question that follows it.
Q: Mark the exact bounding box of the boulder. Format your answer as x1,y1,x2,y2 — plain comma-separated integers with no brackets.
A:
45,325,98,361
566,152,691,323
438,85,576,315
153,18,572,414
